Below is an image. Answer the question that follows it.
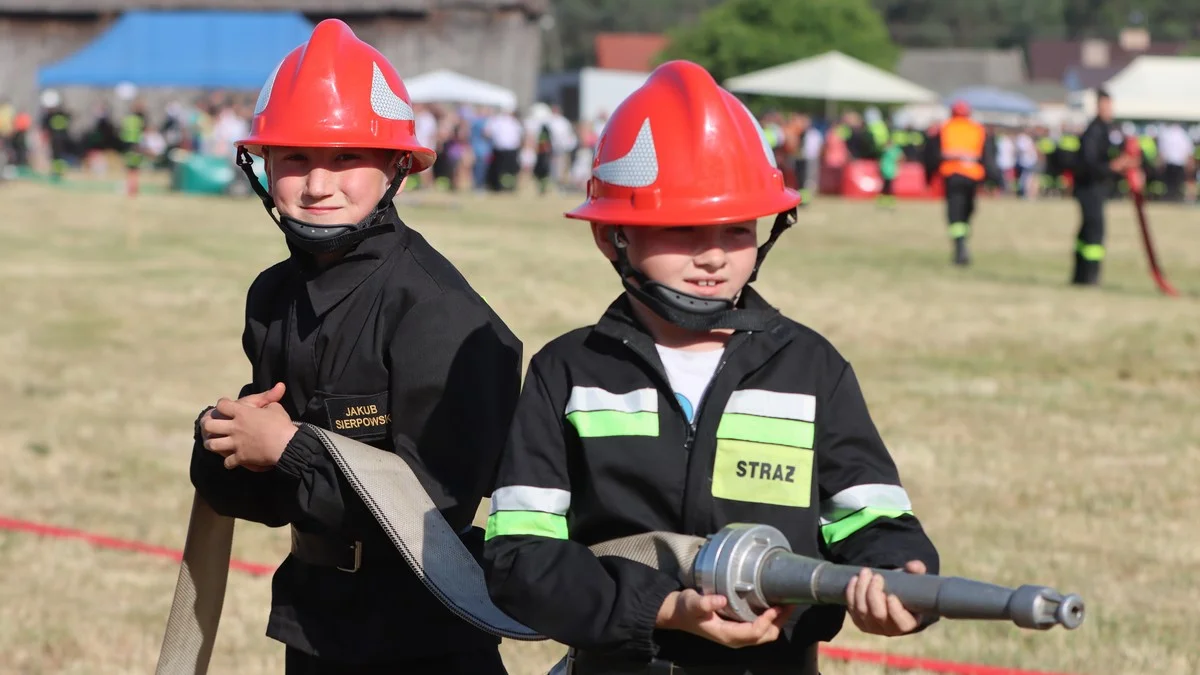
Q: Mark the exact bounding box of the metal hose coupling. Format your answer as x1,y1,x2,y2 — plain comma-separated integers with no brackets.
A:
692,523,1085,630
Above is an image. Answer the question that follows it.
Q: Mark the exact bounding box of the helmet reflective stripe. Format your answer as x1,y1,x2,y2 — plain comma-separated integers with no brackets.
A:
371,62,414,121
594,118,658,188
255,59,284,116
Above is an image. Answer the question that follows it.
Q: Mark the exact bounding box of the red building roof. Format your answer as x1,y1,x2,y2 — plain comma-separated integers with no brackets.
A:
594,32,670,72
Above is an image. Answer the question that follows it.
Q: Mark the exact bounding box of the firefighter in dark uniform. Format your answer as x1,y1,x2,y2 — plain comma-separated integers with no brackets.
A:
1054,130,1081,196
190,20,521,674
835,111,875,160
924,100,998,266
484,61,938,675
1071,90,1137,286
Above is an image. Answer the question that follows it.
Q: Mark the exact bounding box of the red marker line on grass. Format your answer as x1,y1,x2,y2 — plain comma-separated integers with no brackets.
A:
0,515,274,576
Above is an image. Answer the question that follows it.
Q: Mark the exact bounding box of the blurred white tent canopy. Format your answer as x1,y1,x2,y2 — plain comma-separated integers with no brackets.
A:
404,69,518,111
1098,56,1200,122
724,51,938,110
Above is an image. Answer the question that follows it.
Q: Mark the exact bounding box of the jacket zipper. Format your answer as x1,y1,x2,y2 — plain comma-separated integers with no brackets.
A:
621,332,749,452
686,333,748,450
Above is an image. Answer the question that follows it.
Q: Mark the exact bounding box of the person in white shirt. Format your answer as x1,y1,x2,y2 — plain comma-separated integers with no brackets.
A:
802,124,823,197
1157,123,1193,202
995,132,1015,194
209,104,249,158
484,107,523,192
548,104,577,190
1015,131,1039,198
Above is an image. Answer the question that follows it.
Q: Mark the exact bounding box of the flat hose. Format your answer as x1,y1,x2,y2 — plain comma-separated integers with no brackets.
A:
156,426,706,674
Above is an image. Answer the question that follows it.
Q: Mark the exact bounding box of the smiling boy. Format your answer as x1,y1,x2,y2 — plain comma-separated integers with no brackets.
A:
189,20,521,674
483,61,938,675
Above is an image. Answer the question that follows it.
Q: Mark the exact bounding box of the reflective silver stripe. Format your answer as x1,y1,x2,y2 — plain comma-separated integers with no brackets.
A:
490,486,571,515
819,484,912,524
254,58,283,115
370,62,415,121
565,387,658,415
724,390,816,422
593,118,658,188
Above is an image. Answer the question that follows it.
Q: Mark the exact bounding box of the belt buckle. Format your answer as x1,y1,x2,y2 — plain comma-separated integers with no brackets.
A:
337,540,363,573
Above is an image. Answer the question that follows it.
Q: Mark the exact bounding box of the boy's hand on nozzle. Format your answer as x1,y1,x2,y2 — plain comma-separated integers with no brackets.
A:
846,559,927,637
656,589,792,648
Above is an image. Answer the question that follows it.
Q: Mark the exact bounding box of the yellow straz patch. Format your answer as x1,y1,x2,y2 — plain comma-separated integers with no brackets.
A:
711,439,813,508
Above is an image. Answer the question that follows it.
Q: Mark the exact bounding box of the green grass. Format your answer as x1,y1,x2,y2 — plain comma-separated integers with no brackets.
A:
0,180,1197,674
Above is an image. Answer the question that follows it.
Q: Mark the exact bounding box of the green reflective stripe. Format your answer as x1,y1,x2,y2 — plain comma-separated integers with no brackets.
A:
1076,241,1105,261
716,413,814,449
567,410,658,437
820,507,912,546
484,510,568,541
948,222,970,238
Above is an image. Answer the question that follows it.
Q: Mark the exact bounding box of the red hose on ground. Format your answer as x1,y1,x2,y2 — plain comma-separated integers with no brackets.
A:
0,515,1078,675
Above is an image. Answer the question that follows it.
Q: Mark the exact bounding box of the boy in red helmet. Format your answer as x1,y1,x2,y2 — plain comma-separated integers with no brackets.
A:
190,20,520,674
483,61,938,674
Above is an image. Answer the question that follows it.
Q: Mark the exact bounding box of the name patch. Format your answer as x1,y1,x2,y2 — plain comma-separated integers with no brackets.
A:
324,393,391,441
712,439,813,508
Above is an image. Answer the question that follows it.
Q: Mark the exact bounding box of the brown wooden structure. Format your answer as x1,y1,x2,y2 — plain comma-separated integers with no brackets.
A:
0,1,547,119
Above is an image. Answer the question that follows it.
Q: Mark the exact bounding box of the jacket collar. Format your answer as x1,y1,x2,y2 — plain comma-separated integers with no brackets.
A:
592,286,798,370
287,207,407,317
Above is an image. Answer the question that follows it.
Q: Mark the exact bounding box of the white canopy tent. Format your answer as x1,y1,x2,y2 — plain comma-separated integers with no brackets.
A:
1098,56,1200,122
404,69,518,111
724,51,937,117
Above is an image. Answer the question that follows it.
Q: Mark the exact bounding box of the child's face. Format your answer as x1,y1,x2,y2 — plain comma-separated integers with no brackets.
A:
267,147,403,225
594,221,759,301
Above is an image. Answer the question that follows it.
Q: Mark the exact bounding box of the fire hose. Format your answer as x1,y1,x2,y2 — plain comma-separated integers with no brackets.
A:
156,426,1084,674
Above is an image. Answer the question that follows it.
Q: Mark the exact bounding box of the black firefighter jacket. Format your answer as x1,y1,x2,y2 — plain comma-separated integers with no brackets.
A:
190,208,522,664
483,289,938,668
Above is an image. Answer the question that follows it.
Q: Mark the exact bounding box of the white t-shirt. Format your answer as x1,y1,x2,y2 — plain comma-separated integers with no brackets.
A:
656,345,724,423
486,114,524,151
1159,124,1193,165
415,110,438,151
995,135,1015,170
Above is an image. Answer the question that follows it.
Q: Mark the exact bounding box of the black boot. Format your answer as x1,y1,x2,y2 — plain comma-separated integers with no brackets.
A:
1071,254,1100,286
953,237,971,266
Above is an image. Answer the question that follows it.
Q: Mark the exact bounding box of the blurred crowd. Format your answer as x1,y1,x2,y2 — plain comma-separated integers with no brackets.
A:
767,106,1200,203
4,90,1199,204
407,100,602,195
0,90,606,196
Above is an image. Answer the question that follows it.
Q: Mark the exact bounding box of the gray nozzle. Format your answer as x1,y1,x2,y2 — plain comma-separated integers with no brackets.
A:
691,523,1085,631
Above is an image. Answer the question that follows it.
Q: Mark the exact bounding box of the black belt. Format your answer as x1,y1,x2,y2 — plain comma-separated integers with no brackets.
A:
568,644,819,675
290,527,395,573
290,525,484,574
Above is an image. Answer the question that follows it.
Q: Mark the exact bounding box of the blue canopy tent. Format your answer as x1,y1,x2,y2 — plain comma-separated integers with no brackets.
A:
944,86,1039,115
36,10,313,195
38,10,312,89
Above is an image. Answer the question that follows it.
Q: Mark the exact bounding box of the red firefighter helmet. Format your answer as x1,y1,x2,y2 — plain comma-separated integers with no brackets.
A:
237,19,435,172
565,60,800,226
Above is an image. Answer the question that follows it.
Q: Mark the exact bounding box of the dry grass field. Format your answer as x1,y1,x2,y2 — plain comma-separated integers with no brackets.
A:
0,178,1197,675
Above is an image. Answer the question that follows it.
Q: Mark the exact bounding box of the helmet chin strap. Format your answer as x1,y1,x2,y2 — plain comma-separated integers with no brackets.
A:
608,208,796,332
236,147,412,255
